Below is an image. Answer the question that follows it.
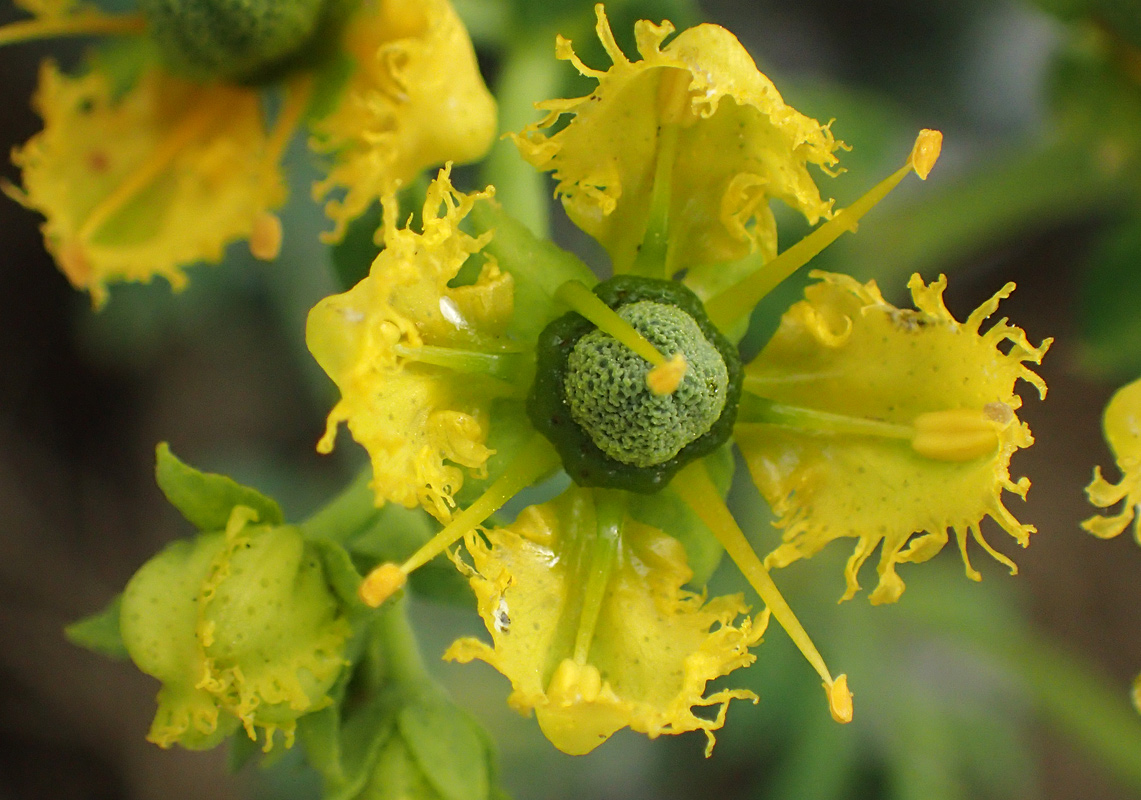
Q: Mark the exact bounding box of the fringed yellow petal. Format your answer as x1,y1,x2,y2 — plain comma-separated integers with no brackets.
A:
512,4,842,271
737,271,1051,604
310,0,497,242
10,63,287,307
443,492,766,756
307,168,513,520
1083,377,1141,541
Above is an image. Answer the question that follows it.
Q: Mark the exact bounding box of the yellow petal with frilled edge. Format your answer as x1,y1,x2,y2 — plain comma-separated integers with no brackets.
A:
307,168,514,520
736,271,1051,604
444,491,766,756
8,63,287,307
512,5,841,272
310,0,497,242
1083,377,1141,540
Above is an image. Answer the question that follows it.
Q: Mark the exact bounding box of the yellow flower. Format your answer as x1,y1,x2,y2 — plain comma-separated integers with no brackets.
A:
444,489,766,756
306,167,515,520
736,271,1051,604
1083,376,1141,540
311,0,498,243
513,4,842,274
8,63,288,307
2,0,496,304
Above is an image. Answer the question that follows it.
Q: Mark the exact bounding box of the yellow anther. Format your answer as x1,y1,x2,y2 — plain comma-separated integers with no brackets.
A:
359,563,407,607
911,407,1005,462
249,212,283,261
647,352,687,395
827,675,853,723
908,129,943,180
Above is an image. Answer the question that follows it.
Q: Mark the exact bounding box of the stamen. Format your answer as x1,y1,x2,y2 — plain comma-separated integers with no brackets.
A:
246,78,312,262
738,392,914,440
358,435,560,607
249,212,282,260
571,490,624,665
672,459,852,723
393,343,526,385
265,77,312,166
910,407,1004,462
704,129,944,331
555,279,688,393
77,101,228,244
0,12,145,47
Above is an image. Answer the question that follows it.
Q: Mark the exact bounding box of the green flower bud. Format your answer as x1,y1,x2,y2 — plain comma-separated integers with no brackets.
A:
120,506,351,749
528,275,743,493
139,0,340,82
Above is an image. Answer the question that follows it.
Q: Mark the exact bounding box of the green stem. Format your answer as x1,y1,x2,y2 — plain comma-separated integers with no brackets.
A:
572,490,625,665
896,600,1141,794
479,30,563,238
299,467,379,543
375,593,430,687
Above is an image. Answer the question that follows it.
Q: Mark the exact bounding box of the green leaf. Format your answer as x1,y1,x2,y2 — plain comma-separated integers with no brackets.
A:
155,442,284,531
64,595,128,660
399,692,490,800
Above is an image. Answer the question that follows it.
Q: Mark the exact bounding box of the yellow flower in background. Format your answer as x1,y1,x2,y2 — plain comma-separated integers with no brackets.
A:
736,271,1051,604
444,489,766,756
513,5,842,274
1,0,497,305
306,167,515,520
1084,376,1141,540
8,63,290,307
311,0,498,243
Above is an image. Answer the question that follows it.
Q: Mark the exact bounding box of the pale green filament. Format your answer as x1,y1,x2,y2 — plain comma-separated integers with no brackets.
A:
572,490,625,665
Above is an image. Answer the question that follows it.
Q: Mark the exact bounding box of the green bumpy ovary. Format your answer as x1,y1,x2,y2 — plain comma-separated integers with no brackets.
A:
565,301,728,468
140,0,329,81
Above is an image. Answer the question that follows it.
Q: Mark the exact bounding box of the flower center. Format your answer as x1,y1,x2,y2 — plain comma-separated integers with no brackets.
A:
528,275,743,493
565,300,728,468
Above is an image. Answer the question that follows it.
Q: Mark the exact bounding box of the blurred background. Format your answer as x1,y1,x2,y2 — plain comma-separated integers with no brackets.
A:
2,0,1141,798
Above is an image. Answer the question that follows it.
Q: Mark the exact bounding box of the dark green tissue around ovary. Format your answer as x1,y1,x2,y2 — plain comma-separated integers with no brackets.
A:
140,0,335,82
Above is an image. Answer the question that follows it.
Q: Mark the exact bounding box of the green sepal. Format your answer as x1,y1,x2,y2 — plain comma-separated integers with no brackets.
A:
311,539,367,609
468,200,598,344
453,399,533,508
627,445,732,587
65,594,129,660
155,442,283,531
528,275,743,493
226,727,261,772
